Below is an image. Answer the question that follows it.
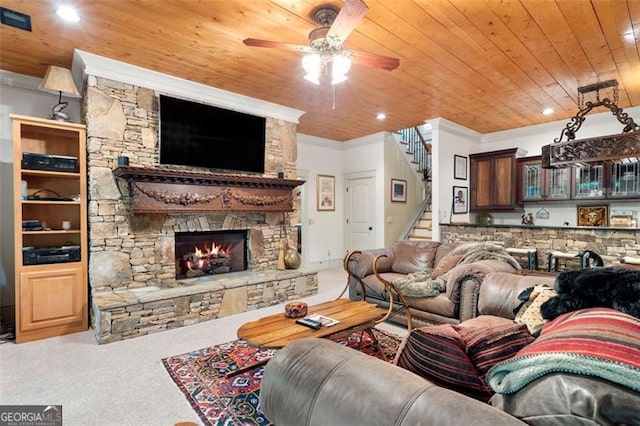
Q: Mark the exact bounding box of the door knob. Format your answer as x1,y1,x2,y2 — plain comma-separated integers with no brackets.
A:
368,227,373,230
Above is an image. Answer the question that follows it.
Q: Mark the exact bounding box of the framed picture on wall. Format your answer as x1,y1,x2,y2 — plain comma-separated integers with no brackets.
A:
391,178,407,202
454,155,467,180
317,174,335,211
452,186,468,214
577,205,608,227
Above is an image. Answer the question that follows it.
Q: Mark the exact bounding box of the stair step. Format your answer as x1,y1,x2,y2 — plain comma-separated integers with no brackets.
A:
408,234,432,240
411,228,433,238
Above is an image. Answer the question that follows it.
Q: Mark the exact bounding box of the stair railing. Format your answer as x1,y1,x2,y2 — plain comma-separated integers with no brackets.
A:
399,191,432,240
400,126,432,181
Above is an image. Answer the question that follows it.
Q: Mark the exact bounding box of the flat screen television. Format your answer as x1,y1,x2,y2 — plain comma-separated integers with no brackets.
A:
159,95,266,173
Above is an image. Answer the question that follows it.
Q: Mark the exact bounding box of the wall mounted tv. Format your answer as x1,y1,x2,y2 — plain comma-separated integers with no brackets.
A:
159,95,266,173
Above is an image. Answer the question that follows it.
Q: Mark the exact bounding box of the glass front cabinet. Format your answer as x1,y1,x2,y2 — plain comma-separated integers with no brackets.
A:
610,160,640,198
519,156,571,202
518,156,640,202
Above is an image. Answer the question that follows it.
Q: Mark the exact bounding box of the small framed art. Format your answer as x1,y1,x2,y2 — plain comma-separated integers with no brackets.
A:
391,179,407,202
454,155,467,180
317,174,335,211
577,205,608,227
453,186,468,214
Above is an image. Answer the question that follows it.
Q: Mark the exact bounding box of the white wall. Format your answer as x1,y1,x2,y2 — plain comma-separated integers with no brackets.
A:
429,118,483,238
297,134,348,268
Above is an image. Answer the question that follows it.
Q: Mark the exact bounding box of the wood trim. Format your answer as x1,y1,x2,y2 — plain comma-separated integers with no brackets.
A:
542,131,640,168
114,166,305,213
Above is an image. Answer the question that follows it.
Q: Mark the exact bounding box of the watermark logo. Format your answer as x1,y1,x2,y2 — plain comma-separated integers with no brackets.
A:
0,405,62,426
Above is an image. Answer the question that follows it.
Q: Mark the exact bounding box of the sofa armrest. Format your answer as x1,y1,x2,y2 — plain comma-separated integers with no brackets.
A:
345,248,394,279
446,259,518,302
261,338,526,426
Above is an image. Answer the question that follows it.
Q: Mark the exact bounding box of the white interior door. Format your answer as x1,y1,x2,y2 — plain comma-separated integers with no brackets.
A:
346,176,376,252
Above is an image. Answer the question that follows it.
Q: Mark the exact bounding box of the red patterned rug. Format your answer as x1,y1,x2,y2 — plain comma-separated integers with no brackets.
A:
162,328,401,425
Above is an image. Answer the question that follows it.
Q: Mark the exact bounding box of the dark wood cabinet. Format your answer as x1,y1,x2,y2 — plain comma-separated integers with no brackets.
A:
470,148,519,212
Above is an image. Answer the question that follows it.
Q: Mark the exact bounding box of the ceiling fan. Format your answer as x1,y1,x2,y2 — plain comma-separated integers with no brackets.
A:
243,0,400,85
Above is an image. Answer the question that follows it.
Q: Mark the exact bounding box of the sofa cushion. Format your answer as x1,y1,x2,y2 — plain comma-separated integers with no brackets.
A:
406,294,456,318
490,372,640,426
513,285,556,336
391,240,439,274
434,242,460,266
358,273,405,300
395,325,492,401
456,323,534,376
431,254,463,279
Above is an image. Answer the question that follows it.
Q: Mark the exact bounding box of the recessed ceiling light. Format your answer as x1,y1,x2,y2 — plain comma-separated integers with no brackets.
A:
542,108,554,115
376,113,386,120
56,5,80,23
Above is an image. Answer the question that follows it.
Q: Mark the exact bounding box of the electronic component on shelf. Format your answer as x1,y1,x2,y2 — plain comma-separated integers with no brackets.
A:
22,246,81,265
22,152,78,172
22,220,43,231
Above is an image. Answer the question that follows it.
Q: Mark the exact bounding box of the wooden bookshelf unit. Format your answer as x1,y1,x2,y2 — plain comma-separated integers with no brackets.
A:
11,115,88,343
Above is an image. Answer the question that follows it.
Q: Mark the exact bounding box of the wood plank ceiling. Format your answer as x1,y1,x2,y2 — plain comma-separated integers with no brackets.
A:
1,0,639,142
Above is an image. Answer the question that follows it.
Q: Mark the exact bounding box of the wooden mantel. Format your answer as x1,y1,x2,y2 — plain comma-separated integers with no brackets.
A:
113,166,304,213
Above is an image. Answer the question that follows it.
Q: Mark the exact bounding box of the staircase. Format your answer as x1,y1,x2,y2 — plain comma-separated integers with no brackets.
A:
394,126,434,241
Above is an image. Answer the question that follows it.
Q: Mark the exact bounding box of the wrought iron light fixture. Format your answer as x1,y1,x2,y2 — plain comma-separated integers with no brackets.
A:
542,79,640,168
38,65,80,122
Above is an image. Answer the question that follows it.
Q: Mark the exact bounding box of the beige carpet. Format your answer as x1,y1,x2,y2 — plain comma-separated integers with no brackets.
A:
0,267,406,426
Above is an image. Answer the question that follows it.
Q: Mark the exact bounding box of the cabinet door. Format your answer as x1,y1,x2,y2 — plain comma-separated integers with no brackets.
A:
610,161,640,198
546,168,571,200
521,162,543,201
574,165,604,199
493,155,516,208
472,157,493,209
19,266,85,332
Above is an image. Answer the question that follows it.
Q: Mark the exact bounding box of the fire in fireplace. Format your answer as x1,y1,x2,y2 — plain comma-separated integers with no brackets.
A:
175,230,248,279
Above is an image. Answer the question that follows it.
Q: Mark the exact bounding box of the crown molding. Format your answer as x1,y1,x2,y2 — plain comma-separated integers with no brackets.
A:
0,70,41,91
428,118,482,141
72,49,305,123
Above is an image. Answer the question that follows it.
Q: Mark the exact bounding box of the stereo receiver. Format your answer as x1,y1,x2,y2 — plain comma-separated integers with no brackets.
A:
22,246,81,265
22,152,78,172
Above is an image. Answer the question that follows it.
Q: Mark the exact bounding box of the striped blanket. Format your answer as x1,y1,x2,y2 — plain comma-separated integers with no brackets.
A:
487,307,640,394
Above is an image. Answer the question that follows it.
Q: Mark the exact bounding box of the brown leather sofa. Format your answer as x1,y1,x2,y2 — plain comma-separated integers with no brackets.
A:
344,240,520,328
261,272,640,425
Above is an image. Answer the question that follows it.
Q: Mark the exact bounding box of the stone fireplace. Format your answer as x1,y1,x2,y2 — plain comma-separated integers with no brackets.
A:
175,230,248,279
82,73,317,343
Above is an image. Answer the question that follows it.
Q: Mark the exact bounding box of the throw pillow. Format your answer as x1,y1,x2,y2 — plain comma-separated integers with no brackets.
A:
455,323,534,376
487,307,640,395
513,285,556,336
391,240,438,274
394,325,493,401
430,254,464,279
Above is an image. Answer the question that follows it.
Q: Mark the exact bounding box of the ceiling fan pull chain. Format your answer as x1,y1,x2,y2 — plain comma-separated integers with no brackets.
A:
332,84,336,111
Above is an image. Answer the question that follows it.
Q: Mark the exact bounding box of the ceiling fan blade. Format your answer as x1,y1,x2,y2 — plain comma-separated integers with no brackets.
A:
326,0,369,42
243,38,312,53
350,50,400,71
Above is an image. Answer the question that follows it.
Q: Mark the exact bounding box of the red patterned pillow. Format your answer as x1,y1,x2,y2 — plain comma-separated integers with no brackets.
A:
394,325,492,401
456,323,534,376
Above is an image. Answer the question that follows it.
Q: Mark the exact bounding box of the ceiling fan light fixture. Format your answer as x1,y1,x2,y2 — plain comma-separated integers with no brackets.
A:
331,53,351,85
302,53,321,84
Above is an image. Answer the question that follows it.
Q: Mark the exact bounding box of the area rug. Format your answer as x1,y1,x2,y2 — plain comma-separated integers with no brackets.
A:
162,328,401,426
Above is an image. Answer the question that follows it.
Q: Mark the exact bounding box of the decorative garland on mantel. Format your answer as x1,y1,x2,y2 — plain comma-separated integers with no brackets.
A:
133,183,292,208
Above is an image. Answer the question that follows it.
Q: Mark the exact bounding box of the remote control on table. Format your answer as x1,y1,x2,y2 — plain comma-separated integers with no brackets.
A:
296,318,322,330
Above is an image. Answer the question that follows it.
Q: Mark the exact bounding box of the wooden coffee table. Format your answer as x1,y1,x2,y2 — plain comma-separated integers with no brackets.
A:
237,298,387,348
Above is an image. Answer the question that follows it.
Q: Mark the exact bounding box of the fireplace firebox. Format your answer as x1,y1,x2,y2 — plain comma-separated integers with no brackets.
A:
175,230,248,279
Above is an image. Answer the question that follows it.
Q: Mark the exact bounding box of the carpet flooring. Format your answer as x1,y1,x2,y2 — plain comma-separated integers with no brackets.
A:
162,328,401,425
